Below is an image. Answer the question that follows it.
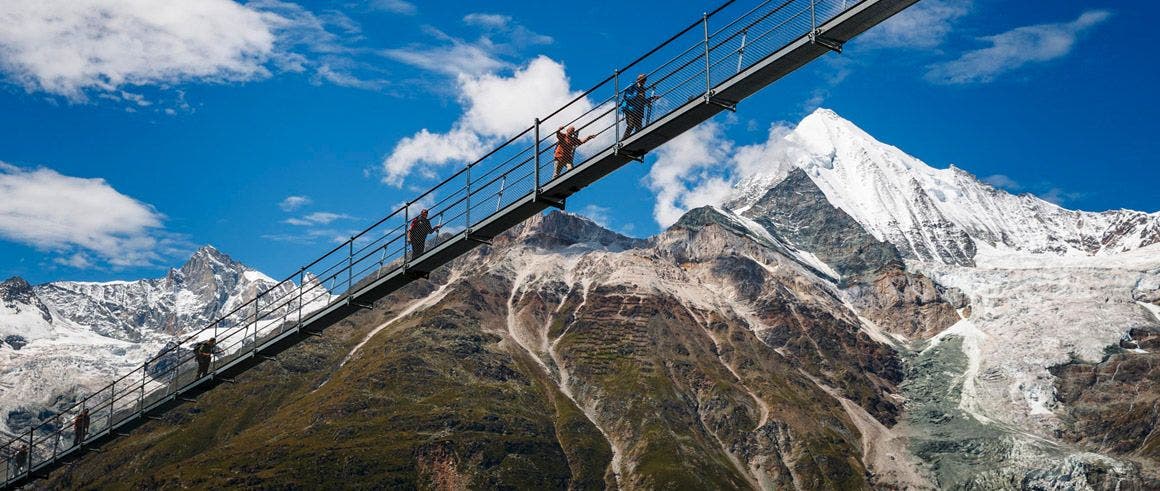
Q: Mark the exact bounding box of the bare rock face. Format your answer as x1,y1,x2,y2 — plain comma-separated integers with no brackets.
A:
732,168,901,281
1050,336,1160,461
725,170,961,340
0,276,52,324
844,265,963,340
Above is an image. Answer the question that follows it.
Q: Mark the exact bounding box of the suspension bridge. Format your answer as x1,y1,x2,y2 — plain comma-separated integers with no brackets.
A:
1,0,919,486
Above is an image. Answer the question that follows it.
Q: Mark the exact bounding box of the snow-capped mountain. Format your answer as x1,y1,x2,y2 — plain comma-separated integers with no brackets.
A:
35,245,290,341
728,108,1160,265
0,246,294,440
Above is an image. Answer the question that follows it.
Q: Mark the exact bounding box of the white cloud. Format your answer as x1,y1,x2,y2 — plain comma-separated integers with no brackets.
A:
860,0,971,49
926,10,1111,84
0,0,379,101
645,121,735,227
0,163,170,268
382,56,608,186
371,0,416,15
279,195,311,211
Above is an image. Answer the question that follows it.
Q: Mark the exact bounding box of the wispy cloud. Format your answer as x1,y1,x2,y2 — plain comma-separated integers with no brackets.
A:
860,0,971,49
983,174,1085,206
983,174,1021,191
279,195,312,211
580,204,612,229
0,162,180,269
284,212,353,226
370,0,417,15
463,13,511,29
0,0,384,103
381,41,508,77
463,12,552,46
269,205,356,245
262,228,358,245
1038,187,1084,206
380,13,552,79
926,10,1111,84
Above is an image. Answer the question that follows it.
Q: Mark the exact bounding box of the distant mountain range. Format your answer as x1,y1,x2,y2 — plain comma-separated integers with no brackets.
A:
0,246,287,440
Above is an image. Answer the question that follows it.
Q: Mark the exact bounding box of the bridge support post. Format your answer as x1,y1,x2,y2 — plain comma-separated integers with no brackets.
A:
465,164,471,234
613,69,620,150
703,12,711,100
107,381,115,430
403,205,410,269
26,429,33,478
347,239,353,293
534,118,541,198
811,0,816,37
297,268,304,331
807,0,843,53
737,28,747,73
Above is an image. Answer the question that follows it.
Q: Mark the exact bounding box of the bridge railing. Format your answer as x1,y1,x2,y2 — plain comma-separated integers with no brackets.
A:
2,0,860,485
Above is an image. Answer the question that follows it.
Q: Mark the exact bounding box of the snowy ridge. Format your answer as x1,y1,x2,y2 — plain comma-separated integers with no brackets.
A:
728,108,1160,265
0,246,326,440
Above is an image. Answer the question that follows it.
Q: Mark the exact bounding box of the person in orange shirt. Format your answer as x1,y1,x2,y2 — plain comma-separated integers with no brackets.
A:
553,126,595,178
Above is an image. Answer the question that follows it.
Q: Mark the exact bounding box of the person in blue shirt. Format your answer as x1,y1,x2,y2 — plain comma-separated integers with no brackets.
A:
621,74,657,138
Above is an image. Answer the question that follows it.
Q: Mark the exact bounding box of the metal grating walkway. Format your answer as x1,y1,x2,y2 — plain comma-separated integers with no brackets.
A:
1,0,918,486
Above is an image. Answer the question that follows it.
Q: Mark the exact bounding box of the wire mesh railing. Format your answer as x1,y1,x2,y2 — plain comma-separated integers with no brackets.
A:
2,0,865,484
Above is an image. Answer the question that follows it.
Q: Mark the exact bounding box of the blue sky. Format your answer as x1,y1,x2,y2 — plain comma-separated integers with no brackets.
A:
0,0,1155,284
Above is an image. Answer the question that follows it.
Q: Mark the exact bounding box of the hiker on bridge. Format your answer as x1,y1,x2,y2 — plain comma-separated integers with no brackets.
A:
407,208,442,259
12,444,27,475
553,126,595,178
621,74,658,138
72,408,90,447
193,338,220,378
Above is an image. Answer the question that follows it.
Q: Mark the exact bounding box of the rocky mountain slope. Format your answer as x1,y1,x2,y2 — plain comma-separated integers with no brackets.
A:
37,210,949,489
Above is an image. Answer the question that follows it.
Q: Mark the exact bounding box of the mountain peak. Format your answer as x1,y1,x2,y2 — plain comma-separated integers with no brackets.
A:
1,276,32,292
1,277,36,306
181,245,239,271
191,244,227,260
1,276,52,324
729,109,1160,263
803,106,842,122
507,211,644,250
